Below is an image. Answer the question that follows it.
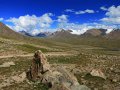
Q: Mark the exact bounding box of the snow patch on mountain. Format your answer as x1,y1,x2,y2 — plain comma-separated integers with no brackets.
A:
70,28,89,35
106,29,113,34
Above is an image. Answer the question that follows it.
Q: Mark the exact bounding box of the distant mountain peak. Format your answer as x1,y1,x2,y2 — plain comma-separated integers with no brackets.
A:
19,30,52,37
81,28,107,37
106,29,120,39
19,31,33,37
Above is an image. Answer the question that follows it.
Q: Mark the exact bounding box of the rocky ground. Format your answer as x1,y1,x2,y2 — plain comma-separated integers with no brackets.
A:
0,49,119,90
0,37,120,90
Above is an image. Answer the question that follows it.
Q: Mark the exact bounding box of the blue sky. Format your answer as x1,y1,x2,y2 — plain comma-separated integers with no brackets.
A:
0,0,120,35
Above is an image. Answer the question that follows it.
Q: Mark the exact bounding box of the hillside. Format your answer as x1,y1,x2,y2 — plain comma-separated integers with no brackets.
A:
48,29,120,50
50,29,78,38
19,31,33,37
0,22,26,40
106,29,120,39
81,29,107,37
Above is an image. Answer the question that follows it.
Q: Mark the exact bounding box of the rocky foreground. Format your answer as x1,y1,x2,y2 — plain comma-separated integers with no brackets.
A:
0,50,120,90
26,50,90,90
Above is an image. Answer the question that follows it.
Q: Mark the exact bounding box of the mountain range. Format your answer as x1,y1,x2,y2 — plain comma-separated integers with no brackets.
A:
18,28,120,39
0,22,120,40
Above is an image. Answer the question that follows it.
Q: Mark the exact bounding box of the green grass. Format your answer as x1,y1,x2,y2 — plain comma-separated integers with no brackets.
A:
75,73,105,90
48,37,120,50
90,48,120,55
47,53,91,65
15,44,49,53
33,83,49,90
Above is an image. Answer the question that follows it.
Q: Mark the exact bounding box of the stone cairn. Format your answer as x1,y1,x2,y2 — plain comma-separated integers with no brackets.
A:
26,50,90,90
26,50,50,81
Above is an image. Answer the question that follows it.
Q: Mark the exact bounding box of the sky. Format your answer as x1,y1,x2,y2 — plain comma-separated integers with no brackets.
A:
0,0,120,35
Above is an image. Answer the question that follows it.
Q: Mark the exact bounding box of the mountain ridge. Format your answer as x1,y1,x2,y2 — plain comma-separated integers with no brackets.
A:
0,22,26,40
0,22,120,40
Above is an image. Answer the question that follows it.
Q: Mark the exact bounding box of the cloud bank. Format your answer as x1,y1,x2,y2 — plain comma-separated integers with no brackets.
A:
6,13,53,35
101,5,120,24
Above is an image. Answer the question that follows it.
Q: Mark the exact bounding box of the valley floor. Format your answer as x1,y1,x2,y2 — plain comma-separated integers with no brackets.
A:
0,37,120,90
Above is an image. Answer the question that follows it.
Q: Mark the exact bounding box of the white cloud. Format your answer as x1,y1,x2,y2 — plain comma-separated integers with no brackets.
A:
39,13,53,27
6,13,53,34
101,5,120,24
106,5,120,17
75,9,95,14
85,9,95,13
0,18,4,21
31,29,42,35
71,29,89,35
101,17,120,24
100,6,107,11
65,9,95,14
65,9,74,12
57,14,68,23
75,11,85,14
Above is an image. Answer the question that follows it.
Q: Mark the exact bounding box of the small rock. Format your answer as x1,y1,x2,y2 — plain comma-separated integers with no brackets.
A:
94,88,98,90
112,79,117,82
90,69,106,79
110,67,114,71
71,85,91,90
11,72,26,83
0,61,15,67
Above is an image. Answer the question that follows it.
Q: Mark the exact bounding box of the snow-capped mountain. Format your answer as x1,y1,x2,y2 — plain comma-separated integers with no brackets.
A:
18,28,120,39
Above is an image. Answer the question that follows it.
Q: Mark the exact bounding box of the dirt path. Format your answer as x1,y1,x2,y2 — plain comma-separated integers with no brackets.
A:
0,52,73,59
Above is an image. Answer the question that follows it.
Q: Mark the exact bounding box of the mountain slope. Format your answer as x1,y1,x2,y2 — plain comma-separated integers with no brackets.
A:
19,31,33,37
36,32,51,37
19,31,52,37
50,29,78,38
81,29,107,37
0,22,26,40
106,29,120,39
